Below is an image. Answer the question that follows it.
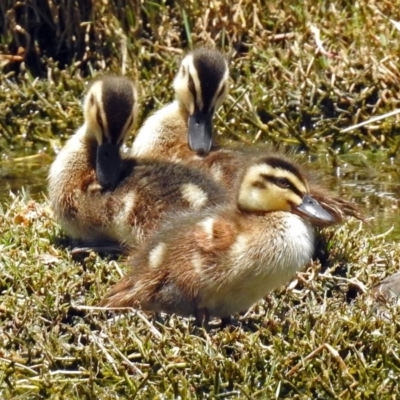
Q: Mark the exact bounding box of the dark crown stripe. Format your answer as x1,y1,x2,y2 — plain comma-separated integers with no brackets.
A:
101,76,135,144
191,48,227,112
262,156,307,196
264,157,303,180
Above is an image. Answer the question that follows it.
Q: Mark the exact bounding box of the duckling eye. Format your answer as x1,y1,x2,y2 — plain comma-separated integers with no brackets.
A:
273,177,291,189
188,74,197,98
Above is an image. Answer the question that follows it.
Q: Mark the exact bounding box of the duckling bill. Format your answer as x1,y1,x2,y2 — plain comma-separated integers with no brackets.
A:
188,110,214,155
98,155,336,327
294,194,334,223
96,143,122,189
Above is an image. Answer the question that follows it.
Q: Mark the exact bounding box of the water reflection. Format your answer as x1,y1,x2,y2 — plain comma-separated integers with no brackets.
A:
0,153,50,200
313,152,400,241
0,151,399,241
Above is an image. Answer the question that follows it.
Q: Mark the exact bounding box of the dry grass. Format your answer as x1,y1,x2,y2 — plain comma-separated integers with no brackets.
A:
1,0,400,398
0,195,399,398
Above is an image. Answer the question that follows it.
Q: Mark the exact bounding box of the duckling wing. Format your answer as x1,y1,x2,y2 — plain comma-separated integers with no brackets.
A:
193,215,239,253
97,210,239,315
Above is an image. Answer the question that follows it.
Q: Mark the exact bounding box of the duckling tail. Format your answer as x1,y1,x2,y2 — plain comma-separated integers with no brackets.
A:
311,188,365,225
97,276,139,309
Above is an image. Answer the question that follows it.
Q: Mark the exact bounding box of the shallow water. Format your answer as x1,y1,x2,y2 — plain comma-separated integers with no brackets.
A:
310,151,400,240
0,152,50,200
0,149,399,241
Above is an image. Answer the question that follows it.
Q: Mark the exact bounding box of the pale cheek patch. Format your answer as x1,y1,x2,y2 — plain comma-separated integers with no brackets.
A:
181,90,196,115
198,217,215,241
148,242,167,270
272,194,292,212
181,183,208,210
174,68,195,114
229,234,249,259
191,251,204,275
210,164,223,182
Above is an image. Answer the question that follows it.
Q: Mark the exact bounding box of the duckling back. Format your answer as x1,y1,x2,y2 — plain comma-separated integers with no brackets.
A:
99,207,315,318
53,155,228,246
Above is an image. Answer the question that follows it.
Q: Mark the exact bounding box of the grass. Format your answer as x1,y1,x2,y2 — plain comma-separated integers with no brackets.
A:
1,0,400,398
0,194,399,398
2,1,400,155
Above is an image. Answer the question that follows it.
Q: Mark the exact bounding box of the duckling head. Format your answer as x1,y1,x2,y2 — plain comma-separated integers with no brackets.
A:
238,156,335,225
173,48,229,155
83,76,137,189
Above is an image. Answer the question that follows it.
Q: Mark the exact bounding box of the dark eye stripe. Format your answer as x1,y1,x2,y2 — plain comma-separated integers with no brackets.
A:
216,83,226,102
188,73,197,105
96,109,104,133
261,173,304,198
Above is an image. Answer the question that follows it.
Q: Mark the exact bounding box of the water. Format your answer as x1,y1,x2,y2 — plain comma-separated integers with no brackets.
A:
311,151,400,240
0,152,50,200
0,149,399,241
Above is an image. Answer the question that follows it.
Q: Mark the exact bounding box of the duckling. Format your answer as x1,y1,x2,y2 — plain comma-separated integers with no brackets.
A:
98,155,336,327
132,47,229,160
131,48,362,223
48,76,228,251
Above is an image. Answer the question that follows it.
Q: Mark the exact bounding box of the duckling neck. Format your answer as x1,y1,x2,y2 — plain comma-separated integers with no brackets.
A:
131,100,189,160
48,125,98,206
64,124,98,163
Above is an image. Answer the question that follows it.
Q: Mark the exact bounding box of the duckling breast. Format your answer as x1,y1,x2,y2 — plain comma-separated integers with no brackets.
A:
199,212,315,317
131,101,188,160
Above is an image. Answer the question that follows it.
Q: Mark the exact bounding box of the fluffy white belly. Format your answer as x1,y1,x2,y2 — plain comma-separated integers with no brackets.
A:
200,213,315,317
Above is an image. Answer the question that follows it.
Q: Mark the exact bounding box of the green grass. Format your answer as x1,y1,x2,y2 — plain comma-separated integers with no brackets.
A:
2,1,400,155
1,0,400,398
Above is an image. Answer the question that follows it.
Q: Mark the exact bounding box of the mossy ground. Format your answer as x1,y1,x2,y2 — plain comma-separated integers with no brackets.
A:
1,0,400,398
